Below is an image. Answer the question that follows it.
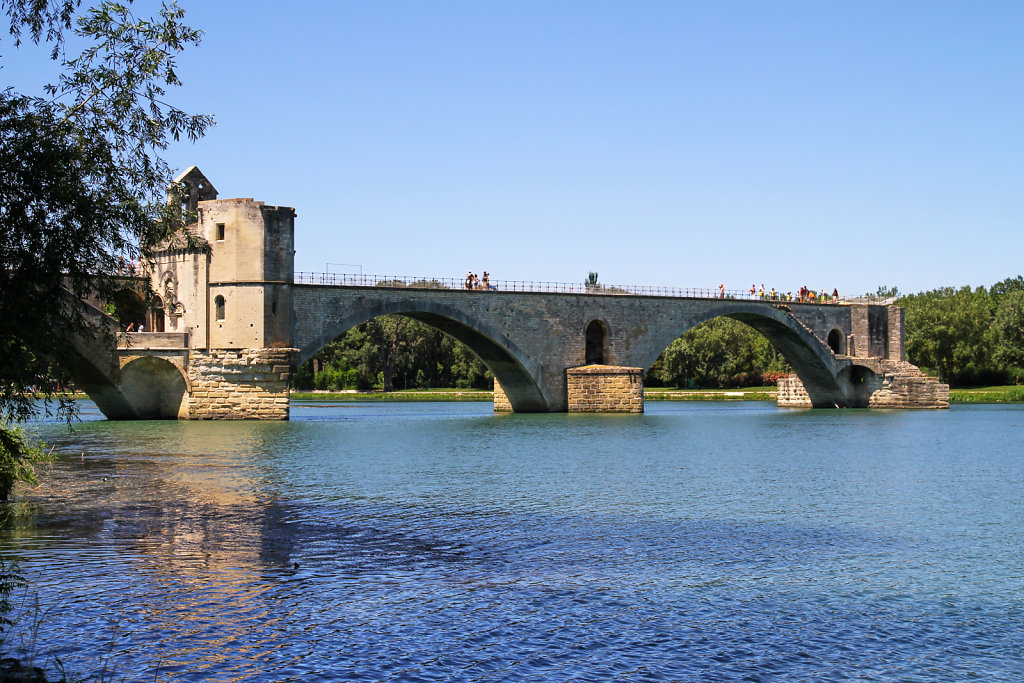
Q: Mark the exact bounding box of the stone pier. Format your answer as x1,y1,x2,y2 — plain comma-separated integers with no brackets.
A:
779,358,950,409
565,365,644,413
186,348,298,419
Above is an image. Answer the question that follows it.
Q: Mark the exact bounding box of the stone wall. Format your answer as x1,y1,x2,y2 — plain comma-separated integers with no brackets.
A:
777,375,813,408
566,365,644,413
887,305,905,361
778,359,948,409
187,348,297,419
850,304,889,359
493,379,512,412
862,359,950,409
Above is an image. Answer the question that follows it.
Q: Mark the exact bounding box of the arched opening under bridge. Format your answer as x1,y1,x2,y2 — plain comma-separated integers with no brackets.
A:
118,356,188,419
645,316,789,390
638,304,846,407
295,302,552,412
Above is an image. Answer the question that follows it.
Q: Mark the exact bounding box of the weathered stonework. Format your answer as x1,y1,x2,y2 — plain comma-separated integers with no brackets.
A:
859,359,950,409
777,375,813,407
779,359,949,409
566,365,644,413
493,379,512,412
187,348,298,419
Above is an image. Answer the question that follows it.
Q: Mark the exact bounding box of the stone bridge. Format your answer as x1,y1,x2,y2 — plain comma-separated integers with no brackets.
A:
291,284,947,413
66,167,949,418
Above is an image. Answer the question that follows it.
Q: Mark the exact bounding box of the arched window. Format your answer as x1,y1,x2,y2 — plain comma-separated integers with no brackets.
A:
827,329,844,355
151,296,165,332
215,295,226,322
585,319,608,365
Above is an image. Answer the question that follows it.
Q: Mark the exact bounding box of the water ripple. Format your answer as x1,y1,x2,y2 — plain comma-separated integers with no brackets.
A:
2,402,1022,680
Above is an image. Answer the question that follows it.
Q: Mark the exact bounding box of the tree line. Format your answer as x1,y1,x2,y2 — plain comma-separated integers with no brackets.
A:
302,275,1024,392
900,275,1024,386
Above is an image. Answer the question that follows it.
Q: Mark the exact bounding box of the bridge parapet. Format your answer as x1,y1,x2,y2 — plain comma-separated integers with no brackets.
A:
296,272,852,303
117,332,190,349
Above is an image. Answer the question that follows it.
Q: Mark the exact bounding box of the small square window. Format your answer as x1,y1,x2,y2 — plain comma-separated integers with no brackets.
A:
216,223,225,241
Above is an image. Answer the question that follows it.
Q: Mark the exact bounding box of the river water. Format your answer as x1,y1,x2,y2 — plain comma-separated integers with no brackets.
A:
2,401,1023,681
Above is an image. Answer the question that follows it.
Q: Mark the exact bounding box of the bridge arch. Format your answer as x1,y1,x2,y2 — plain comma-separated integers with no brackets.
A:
118,356,189,419
637,302,846,407
298,297,554,412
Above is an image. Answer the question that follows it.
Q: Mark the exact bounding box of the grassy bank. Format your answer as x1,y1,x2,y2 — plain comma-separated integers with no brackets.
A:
291,388,779,402
949,386,1024,403
292,385,1024,404
291,389,493,402
643,388,777,401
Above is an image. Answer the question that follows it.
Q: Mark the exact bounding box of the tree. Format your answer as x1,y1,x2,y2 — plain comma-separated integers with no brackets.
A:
993,290,1024,372
647,317,789,388
296,316,493,392
902,286,995,385
0,0,212,499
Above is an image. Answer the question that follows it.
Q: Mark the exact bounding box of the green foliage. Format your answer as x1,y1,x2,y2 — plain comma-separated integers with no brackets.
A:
899,277,1024,386
0,556,26,642
875,285,901,300
586,272,599,286
0,1,210,497
646,318,790,388
296,316,492,392
992,291,1024,370
901,286,997,385
0,424,51,502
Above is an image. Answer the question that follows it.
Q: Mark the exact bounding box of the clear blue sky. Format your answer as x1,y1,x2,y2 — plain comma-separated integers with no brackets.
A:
7,1,1023,295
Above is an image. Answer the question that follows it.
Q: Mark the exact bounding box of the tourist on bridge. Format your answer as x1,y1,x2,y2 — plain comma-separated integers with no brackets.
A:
718,283,725,299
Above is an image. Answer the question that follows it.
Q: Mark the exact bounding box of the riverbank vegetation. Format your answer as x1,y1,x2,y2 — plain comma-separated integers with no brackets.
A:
294,316,492,392
900,276,1024,386
948,386,1024,403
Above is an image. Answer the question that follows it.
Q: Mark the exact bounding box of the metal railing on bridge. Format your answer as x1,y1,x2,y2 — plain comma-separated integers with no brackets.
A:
294,272,848,304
